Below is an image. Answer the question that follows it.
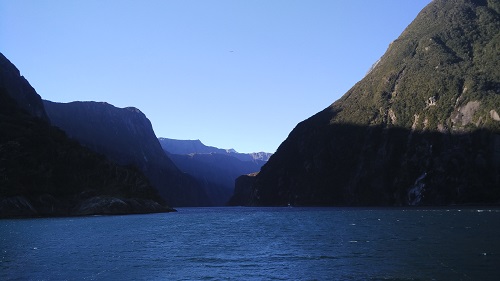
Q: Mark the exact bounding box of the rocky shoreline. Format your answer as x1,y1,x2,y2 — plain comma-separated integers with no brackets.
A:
0,195,176,219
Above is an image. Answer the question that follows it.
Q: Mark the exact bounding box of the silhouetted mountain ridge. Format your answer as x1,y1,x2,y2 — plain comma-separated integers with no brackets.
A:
0,53,173,217
0,54,48,122
43,101,210,207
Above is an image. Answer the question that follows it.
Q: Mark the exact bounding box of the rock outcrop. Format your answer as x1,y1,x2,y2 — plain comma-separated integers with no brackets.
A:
246,0,500,206
74,196,171,216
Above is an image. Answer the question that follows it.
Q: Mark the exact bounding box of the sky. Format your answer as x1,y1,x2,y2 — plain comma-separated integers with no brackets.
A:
1,0,432,153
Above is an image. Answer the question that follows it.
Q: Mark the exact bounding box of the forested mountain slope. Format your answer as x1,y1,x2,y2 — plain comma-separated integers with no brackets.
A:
247,0,500,206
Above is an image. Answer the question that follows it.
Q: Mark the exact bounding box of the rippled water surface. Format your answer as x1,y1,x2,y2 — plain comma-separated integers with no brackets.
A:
1,207,500,280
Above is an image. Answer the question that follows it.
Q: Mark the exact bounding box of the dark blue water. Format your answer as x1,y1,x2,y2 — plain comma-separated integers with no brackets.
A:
1,207,499,280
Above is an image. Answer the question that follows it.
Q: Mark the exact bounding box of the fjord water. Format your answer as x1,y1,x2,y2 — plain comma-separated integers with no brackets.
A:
1,207,499,280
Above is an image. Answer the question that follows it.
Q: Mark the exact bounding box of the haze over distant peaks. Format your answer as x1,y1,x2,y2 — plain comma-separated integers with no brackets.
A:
159,137,272,162
159,137,272,205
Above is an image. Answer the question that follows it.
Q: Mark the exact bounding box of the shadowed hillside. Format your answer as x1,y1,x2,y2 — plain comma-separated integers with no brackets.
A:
245,0,500,206
43,101,210,207
0,53,172,217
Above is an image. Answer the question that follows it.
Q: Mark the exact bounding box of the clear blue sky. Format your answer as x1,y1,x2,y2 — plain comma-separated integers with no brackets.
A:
1,0,431,153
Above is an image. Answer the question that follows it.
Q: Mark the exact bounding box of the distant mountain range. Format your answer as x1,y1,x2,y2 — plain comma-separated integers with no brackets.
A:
0,53,173,217
159,138,271,205
237,0,500,206
159,138,272,162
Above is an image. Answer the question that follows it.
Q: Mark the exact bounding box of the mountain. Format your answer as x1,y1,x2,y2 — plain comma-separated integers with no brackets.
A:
244,0,500,206
0,53,172,217
43,101,210,207
227,173,258,206
159,138,271,205
159,138,236,155
0,55,49,122
159,138,273,162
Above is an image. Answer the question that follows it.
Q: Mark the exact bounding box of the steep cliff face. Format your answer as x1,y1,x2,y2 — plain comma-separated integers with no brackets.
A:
160,138,270,205
44,101,178,171
227,173,258,206
0,54,48,121
44,101,210,207
0,53,172,217
249,0,500,206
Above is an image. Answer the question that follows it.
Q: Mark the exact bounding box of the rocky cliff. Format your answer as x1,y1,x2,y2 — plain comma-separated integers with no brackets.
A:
247,0,500,206
227,173,258,206
43,101,210,207
0,53,48,122
0,53,173,217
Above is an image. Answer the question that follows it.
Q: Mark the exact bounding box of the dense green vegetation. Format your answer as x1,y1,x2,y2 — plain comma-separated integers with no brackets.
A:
332,0,499,131
248,0,500,207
